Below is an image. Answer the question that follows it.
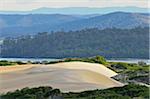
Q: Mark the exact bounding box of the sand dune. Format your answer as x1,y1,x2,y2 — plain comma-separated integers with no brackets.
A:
0,64,40,74
50,62,117,77
0,62,123,93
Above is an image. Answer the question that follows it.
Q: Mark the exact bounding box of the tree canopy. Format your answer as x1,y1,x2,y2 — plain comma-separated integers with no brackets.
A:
1,27,149,59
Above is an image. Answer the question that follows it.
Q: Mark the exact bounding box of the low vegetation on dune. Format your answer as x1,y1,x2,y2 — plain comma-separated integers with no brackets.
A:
0,84,149,99
0,60,27,66
43,56,107,65
108,62,149,85
63,56,108,65
0,60,16,66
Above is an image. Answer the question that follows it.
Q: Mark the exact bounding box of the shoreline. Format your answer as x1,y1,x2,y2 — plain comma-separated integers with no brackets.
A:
0,57,149,64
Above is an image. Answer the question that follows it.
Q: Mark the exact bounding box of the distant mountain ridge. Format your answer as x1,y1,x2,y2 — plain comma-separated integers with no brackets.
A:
53,12,149,31
0,14,83,37
0,12,149,38
0,7,149,14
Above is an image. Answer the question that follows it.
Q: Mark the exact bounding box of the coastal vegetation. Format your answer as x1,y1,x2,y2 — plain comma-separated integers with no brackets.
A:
110,63,149,85
0,60,16,66
0,60,27,66
0,84,149,99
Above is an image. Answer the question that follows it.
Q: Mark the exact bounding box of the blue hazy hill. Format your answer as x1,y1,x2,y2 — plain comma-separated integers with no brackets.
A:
0,11,149,38
0,7,149,14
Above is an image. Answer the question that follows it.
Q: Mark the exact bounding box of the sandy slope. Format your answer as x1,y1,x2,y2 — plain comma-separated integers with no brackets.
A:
50,62,117,77
0,62,123,93
0,64,40,74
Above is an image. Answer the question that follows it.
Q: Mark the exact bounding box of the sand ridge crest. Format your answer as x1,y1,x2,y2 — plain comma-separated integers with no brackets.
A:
0,62,123,93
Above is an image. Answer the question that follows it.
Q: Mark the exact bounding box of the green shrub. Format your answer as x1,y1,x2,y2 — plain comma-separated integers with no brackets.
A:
1,84,148,99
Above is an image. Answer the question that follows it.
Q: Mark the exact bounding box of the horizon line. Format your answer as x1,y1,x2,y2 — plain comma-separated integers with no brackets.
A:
0,6,149,12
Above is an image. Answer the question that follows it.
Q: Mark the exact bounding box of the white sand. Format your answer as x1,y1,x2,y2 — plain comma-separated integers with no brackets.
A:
0,62,123,93
0,64,40,74
50,62,118,77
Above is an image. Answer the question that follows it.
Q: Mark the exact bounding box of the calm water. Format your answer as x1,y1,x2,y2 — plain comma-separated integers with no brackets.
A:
107,59,150,65
0,58,60,62
0,58,150,65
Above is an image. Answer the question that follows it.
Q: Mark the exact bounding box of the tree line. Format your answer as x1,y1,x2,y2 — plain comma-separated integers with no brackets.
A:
1,27,149,59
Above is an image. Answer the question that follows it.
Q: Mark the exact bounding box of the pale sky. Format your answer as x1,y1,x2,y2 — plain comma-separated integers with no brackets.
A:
0,0,149,11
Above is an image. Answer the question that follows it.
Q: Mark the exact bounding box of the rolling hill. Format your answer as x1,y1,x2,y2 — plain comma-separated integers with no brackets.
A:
0,14,82,37
53,12,149,31
0,12,149,38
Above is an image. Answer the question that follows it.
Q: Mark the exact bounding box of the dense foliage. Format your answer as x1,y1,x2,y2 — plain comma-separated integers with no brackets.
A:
108,62,149,73
1,27,149,59
0,60,16,66
1,84,149,99
64,84,149,99
0,86,61,99
0,60,27,66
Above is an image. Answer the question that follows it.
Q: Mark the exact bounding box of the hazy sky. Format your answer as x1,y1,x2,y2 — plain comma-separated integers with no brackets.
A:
0,0,149,11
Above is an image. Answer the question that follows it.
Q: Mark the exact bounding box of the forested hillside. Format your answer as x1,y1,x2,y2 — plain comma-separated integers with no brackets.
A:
1,27,149,58
0,14,81,37
0,12,149,38
54,12,149,31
